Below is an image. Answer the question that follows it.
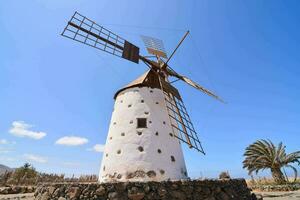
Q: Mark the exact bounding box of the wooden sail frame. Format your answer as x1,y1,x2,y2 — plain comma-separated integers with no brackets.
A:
61,12,139,63
159,77,205,154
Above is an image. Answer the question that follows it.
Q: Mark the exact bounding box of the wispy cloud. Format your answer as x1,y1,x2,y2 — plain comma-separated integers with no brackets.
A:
23,154,48,163
9,121,46,140
0,139,8,144
88,144,105,153
55,136,88,146
0,139,16,145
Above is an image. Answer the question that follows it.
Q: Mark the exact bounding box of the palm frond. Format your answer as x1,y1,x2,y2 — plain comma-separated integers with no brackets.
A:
243,139,300,180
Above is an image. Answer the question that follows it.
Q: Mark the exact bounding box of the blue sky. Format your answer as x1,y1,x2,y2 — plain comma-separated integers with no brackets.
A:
0,0,299,178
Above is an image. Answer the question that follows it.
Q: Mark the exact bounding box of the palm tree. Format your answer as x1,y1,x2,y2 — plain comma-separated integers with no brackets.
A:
243,139,300,184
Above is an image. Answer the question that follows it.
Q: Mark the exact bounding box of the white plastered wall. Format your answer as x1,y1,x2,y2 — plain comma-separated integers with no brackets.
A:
99,86,188,182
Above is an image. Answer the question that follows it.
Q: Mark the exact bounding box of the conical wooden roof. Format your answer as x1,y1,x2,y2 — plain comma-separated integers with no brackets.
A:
114,70,161,99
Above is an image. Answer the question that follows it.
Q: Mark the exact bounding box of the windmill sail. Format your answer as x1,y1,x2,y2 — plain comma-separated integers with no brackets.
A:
141,35,168,59
159,78,205,154
62,12,140,63
166,67,224,103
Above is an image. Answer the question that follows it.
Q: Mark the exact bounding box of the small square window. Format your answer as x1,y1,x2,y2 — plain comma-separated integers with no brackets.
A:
137,118,147,128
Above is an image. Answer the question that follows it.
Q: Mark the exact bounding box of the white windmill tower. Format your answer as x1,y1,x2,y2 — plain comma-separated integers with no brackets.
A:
62,12,223,183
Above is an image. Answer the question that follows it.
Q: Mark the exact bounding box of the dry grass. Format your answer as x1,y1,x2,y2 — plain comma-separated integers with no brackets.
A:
0,171,98,186
246,177,300,187
246,177,300,192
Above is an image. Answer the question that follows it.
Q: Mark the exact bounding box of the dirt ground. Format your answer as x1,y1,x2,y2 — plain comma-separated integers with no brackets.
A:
256,190,300,200
0,191,300,199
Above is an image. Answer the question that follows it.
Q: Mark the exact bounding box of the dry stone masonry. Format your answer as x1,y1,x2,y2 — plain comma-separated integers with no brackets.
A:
0,186,35,195
34,179,259,200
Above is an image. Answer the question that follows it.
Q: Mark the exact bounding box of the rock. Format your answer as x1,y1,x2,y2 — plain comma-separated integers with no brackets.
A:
202,187,211,195
67,186,81,199
48,186,56,195
216,191,230,200
128,192,145,200
143,185,150,193
171,183,179,189
52,188,60,197
58,197,67,200
214,186,221,193
108,191,123,200
158,186,167,197
95,186,106,196
41,191,50,200
204,197,216,200
171,190,186,200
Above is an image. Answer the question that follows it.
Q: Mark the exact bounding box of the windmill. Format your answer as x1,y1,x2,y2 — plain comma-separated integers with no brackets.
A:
61,12,223,182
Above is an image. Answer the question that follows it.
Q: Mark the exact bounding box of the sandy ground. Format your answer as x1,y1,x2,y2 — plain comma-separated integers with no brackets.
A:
0,191,299,199
256,190,300,200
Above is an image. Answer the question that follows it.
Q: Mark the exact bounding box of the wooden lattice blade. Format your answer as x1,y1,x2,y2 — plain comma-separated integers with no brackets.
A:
166,68,224,103
61,12,140,63
164,92,205,154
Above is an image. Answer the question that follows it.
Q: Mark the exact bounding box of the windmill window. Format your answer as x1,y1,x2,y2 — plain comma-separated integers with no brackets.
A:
137,131,142,136
150,90,153,93
129,120,133,124
103,166,105,171
160,170,165,175
134,89,139,92
169,133,173,137
149,120,152,124
157,149,162,154
128,104,132,108
144,111,149,115
171,156,175,162
155,132,159,136
138,146,144,152
113,122,117,125
117,150,121,154
163,121,166,125
137,118,147,128
121,132,125,136
106,153,108,157
109,137,112,140
141,99,144,103
120,100,123,103
156,102,159,104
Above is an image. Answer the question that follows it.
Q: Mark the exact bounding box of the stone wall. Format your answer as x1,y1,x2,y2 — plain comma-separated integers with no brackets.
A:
0,186,35,194
34,179,259,200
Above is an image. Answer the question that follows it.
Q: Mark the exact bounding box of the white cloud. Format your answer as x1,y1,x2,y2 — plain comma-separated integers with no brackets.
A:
23,154,48,163
55,136,88,146
88,144,105,152
0,139,8,144
9,121,46,140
